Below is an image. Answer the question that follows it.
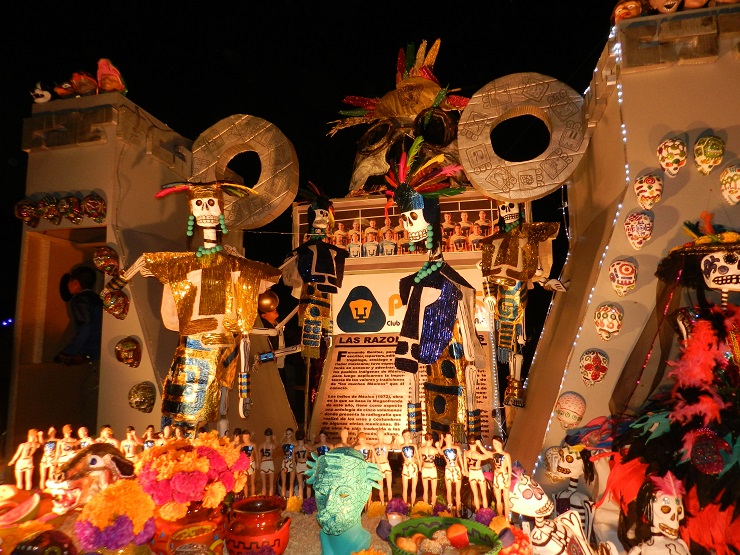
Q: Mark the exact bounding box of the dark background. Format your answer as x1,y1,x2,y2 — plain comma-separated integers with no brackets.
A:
0,2,617,445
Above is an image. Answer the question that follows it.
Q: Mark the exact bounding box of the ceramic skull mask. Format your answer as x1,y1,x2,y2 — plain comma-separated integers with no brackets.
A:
190,195,222,228
650,491,684,540
633,174,663,210
509,467,554,518
694,136,725,175
499,202,521,226
720,165,740,206
701,250,740,293
657,138,687,177
609,259,637,297
400,208,431,242
594,303,624,341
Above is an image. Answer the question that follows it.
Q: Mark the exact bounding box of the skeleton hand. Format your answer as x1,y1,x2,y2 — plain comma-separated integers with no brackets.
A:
542,279,568,292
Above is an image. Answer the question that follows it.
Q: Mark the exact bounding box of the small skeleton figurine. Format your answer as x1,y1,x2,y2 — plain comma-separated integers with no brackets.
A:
550,443,596,542
386,137,484,439
480,201,562,407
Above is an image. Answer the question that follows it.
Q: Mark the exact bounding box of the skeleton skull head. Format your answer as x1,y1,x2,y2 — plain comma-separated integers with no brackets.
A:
701,249,740,292
594,303,624,341
190,196,222,228
554,392,587,429
694,136,725,175
309,207,330,230
656,138,687,178
720,165,740,206
633,174,663,210
509,465,554,518
609,259,637,297
624,211,654,250
499,202,520,226
555,445,585,479
579,349,609,387
400,208,431,242
544,446,568,483
650,493,684,539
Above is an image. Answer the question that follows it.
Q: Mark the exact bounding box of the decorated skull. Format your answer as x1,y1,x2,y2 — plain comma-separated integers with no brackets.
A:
543,445,568,483
14,199,40,228
624,211,654,250
648,473,685,540
400,208,432,242
656,138,687,178
554,392,587,429
190,195,222,228
694,135,725,175
594,303,623,341
689,427,730,475
701,250,740,292
499,202,520,226
38,195,62,225
509,464,554,518
93,246,120,276
81,192,107,223
58,195,84,225
115,336,142,367
633,174,663,210
720,165,740,206
609,258,637,297
555,444,585,478
128,381,156,413
579,349,609,387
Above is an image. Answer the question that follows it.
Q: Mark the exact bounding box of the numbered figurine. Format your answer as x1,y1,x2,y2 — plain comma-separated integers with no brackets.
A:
490,435,512,517
7,429,39,490
314,429,334,457
373,429,394,504
294,429,310,498
419,433,439,505
399,429,420,507
439,433,464,513
239,429,258,498
280,427,296,498
258,428,277,495
464,434,493,511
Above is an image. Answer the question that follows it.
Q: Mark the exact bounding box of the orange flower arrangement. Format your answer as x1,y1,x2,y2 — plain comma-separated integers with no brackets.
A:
136,431,249,521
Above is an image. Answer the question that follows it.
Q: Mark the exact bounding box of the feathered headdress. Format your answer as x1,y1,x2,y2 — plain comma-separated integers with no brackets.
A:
384,136,464,215
297,181,335,232
650,471,686,497
328,39,469,136
155,181,257,202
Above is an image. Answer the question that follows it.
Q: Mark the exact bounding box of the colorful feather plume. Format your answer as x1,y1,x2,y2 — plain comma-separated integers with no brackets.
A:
650,470,685,497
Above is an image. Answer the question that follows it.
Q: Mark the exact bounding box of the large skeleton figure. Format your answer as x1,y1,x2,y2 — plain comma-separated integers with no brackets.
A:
388,137,484,438
480,201,562,407
509,464,618,555
102,182,280,434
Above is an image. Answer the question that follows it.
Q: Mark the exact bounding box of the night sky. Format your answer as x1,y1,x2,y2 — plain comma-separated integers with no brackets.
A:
0,2,617,373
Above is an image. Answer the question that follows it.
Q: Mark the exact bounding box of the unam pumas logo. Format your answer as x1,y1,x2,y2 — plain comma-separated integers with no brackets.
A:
337,286,386,333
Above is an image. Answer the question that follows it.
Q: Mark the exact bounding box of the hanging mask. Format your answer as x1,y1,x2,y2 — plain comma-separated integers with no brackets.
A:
14,199,40,228
657,138,687,178
594,303,624,341
633,174,663,210
579,349,609,387
37,195,62,225
82,192,107,223
58,195,84,225
720,165,740,206
102,290,129,320
624,211,653,250
554,392,587,429
93,246,120,276
694,136,725,175
115,336,142,367
609,259,637,297
128,381,156,413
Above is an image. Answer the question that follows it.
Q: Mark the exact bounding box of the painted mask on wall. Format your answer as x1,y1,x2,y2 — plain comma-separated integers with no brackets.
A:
657,138,687,177
554,392,587,429
633,174,663,210
609,259,637,296
624,211,653,250
579,349,609,387
594,303,624,341
720,165,740,206
694,136,725,175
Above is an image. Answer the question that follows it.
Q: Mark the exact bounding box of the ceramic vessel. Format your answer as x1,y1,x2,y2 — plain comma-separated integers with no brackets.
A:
225,495,291,555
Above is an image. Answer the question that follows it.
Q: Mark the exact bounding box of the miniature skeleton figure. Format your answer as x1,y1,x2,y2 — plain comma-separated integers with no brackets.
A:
480,201,561,407
551,443,595,541
439,433,464,513
7,429,39,490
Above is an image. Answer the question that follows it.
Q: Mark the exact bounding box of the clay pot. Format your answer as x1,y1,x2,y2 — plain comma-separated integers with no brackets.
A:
225,495,291,555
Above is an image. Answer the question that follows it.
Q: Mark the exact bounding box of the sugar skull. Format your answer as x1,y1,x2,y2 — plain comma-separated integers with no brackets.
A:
609,258,637,297
509,463,554,518
701,249,740,292
555,444,587,479
543,445,568,483
554,392,587,429
58,195,84,225
720,164,740,206
594,302,623,341
646,473,685,540
14,199,40,228
93,246,120,276
633,174,663,210
82,192,107,223
37,195,62,225
694,135,725,175
656,138,687,178
579,349,609,387
624,211,653,250
115,336,142,367
102,290,129,320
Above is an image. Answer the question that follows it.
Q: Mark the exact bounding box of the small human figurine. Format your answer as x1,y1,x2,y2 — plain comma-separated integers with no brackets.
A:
399,429,420,506
258,428,277,495
280,427,296,498
239,429,257,497
314,430,333,457
7,429,39,490
294,429,310,498
335,428,352,448
156,425,172,446
464,434,493,511
172,426,186,441
490,435,512,517
96,425,120,450
120,426,142,462
56,424,78,467
362,232,380,257
354,432,374,462
77,426,94,449
39,426,60,490
141,425,157,451
231,427,243,447
373,429,394,504
306,448,383,555
439,433,464,513
419,433,439,505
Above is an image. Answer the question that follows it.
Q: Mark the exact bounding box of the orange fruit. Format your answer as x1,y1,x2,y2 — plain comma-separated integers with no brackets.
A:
446,522,470,548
